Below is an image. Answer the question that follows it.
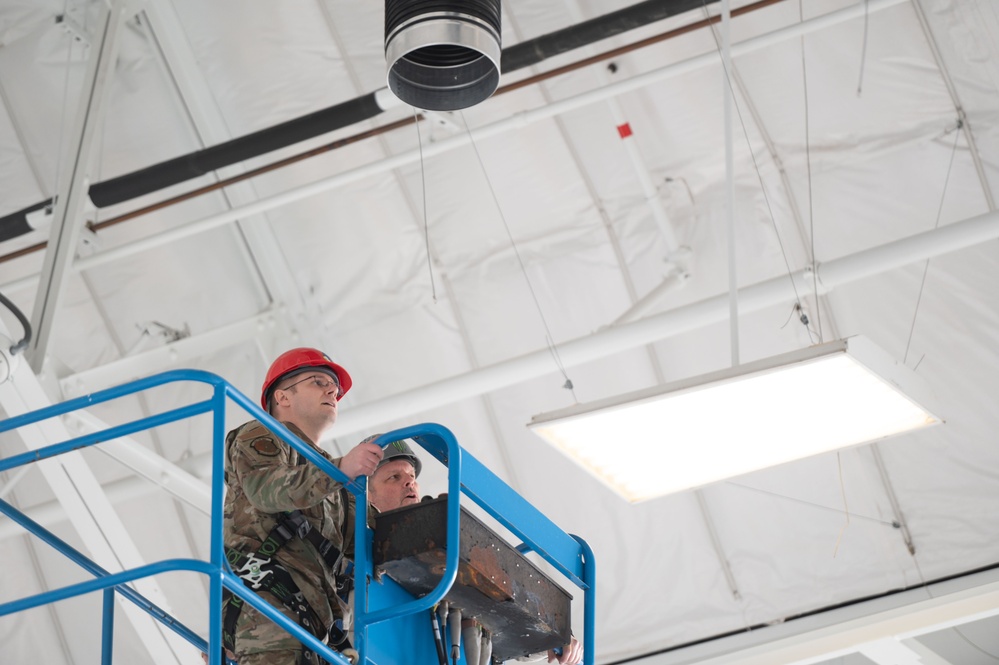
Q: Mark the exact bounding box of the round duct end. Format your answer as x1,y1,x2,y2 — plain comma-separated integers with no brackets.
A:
385,4,501,111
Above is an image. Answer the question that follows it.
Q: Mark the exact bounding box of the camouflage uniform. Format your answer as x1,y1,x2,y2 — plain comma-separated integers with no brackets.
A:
224,419,355,664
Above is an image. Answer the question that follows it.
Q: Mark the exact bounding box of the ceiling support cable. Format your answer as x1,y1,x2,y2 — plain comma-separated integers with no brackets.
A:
705,13,807,263
870,443,916,556
910,0,995,211
27,0,128,371
520,0,668,380
695,490,742,601
0,0,786,267
701,6,843,345
0,0,909,295
722,0,739,367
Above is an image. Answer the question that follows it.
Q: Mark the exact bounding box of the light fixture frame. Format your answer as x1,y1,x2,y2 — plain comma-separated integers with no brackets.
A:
528,336,942,503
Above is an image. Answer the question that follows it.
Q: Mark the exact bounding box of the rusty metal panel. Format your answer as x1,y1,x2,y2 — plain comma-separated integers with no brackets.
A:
373,496,573,661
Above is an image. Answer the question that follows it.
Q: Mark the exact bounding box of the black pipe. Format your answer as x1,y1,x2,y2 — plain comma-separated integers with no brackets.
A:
502,0,709,71
0,0,718,237
88,92,384,207
0,199,52,243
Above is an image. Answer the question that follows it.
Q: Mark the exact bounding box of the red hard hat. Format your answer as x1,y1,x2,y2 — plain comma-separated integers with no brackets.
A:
260,347,352,409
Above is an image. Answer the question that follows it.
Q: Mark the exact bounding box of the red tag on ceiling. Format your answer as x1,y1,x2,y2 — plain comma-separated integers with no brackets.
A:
617,123,633,139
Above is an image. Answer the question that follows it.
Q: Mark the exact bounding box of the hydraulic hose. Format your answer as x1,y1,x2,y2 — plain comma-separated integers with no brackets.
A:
0,290,32,355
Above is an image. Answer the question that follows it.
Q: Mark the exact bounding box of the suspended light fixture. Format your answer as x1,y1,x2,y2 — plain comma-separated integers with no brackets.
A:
384,0,502,111
529,337,941,503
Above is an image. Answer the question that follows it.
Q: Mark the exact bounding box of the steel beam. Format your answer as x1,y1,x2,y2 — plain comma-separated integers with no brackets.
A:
27,0,129,371
59,308,282,398
65,410,211,510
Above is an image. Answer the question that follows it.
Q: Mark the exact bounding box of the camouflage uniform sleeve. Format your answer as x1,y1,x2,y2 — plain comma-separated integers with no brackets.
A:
228,422,344,513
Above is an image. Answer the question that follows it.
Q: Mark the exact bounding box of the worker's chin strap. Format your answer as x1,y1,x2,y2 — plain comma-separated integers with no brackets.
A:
223,510,351,664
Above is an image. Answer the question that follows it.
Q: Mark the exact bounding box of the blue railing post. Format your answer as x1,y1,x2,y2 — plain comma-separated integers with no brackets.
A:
208,382,228,665
350,426,464,665
101,588,115,665
575,535,597,665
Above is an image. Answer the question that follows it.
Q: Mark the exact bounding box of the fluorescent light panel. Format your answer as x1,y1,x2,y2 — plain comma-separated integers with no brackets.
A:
529,337,940,503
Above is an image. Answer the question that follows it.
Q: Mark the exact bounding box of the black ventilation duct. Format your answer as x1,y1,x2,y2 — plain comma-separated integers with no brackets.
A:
385,0,502,111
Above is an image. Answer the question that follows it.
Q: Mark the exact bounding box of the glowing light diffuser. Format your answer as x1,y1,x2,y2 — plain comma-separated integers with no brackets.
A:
529,337,941,503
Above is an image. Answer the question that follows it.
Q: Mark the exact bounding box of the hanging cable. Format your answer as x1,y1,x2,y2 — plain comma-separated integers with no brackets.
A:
725,480,896,526
903,119,962,366
800,0,823,342
856,0,870,96
702,1,816,343
458,111,576,397
831,451,851,558
0,291,32,355
413,107,438,303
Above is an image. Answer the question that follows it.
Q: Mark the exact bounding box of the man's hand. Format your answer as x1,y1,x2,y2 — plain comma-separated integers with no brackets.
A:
548,637,582,664
339,440,384,480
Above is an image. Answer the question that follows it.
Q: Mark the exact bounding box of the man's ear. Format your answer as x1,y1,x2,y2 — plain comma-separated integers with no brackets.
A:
272,387,291,408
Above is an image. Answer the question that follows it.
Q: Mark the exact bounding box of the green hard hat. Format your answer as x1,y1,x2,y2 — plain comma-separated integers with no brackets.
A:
378,439,422,477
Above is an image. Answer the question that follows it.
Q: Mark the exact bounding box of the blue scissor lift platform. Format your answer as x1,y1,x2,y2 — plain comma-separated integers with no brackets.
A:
0,370,595,665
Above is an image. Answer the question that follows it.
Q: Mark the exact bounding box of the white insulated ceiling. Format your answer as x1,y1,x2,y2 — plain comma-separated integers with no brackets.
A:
1,0,999,663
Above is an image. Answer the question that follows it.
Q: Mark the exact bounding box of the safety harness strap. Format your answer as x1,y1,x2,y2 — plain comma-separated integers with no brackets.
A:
223,546,332,665
223,510,350,664
276,510,344,571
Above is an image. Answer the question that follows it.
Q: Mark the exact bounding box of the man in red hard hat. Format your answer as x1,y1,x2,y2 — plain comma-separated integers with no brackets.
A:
221,348,383,665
